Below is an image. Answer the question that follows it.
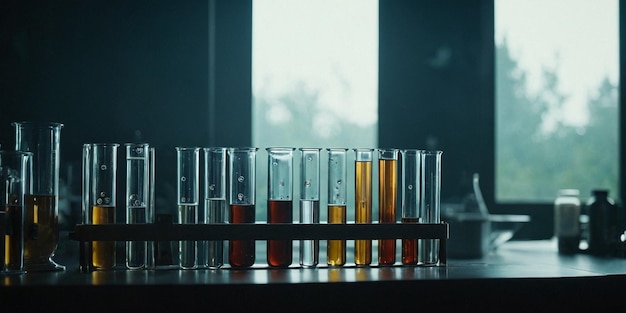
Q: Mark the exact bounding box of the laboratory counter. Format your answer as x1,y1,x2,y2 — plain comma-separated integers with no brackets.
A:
2,239,626,312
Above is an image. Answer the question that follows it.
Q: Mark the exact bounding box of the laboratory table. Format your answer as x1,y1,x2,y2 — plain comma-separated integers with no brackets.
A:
2,238,626,312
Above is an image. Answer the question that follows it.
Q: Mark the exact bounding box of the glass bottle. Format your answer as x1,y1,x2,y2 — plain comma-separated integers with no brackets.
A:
587,189,618,256
553,189,580,254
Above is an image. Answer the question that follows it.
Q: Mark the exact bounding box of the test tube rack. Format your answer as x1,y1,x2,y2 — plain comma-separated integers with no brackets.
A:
69,221,449,268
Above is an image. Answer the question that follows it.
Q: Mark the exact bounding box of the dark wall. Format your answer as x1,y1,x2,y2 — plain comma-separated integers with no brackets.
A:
379,0,494,204
0,0,252,222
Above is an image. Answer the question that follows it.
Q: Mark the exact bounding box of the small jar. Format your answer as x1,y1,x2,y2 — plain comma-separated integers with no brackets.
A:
554,189,581,254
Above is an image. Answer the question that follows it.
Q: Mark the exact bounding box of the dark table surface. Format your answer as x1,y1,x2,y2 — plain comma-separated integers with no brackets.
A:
3,237,626,312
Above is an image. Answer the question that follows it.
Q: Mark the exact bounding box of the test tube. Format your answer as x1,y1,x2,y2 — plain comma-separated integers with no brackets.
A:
126,143,149,270
204,147,227,269
378,148,398,266
1,150,31,274
177,147,200,269
420,150,443,265
83,144,119,271
400,149,422,265
354,148,373,266
228,148,258,268
266,147,295,268
146,146,156,269
327,148,348,267
299,148,321,268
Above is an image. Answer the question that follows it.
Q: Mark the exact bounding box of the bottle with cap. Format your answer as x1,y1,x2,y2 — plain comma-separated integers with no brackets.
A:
587,189,618,256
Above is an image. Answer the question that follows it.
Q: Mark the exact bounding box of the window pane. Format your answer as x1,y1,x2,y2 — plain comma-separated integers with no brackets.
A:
495,0,620,202
252,0,378,219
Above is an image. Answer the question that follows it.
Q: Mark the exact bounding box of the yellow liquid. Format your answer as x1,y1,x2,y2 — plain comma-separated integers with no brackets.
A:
355,161,372,266
327,205,346,266
23,195,58,266
5,205,23,271
92,205,116,270
378,159,397,265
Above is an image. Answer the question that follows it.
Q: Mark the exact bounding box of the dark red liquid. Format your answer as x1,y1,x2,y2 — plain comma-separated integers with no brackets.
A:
267,200,293,267
229,204,255,268
401,217,419,265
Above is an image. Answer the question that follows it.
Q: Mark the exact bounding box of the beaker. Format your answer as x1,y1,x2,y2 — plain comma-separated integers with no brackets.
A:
400,149,423,265
378,148,398,266
299,148,321,268
125,143,150,270
177,147,200,269
203,147,227,269
420,150,443,265
326,148,348,267
227,147,258,268
354,148,373,266
82,144,119,271
1,150,31,275
13,121,65,272
266,147,295,268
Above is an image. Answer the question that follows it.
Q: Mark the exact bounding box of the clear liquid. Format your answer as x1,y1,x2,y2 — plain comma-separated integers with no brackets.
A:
126,206,146,269
178,204,197,269
204,198,225,269
299,200,319,267
419,239,440,266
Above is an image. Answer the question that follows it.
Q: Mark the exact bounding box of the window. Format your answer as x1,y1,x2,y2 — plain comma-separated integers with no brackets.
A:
495,0,620,203
252,0,378,220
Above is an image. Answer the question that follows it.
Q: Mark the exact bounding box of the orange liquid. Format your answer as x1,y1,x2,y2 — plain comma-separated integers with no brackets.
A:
91,205,116,270
355,161,372,266
401,217,419,265
378,159,397,265
327,205,346,266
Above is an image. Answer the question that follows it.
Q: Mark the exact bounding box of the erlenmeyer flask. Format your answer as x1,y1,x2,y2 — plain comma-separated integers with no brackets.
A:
13,121,65,272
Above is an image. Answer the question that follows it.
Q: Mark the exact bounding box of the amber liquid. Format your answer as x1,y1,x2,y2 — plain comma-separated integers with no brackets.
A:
267,200,293,267
92,205,116,270
378,159,397,265
355,161,372,266
401,217,419,265
5,205,24,271
327,204,346,266
229,204,255,267
23,195,58,266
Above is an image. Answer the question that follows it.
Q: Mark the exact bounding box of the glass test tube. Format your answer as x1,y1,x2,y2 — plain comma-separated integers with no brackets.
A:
146,146,156,269
354,148,373,266
13,121,65,272
204,147,227,269
378,148,398,266
1,151,31,274
266,147,295,268
299,148,321,268
126,143,149,269
227,148,258,268
400,149,422,265
420,150,443,265
83,144,119,271
177,147,200,269
327,148,348,266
